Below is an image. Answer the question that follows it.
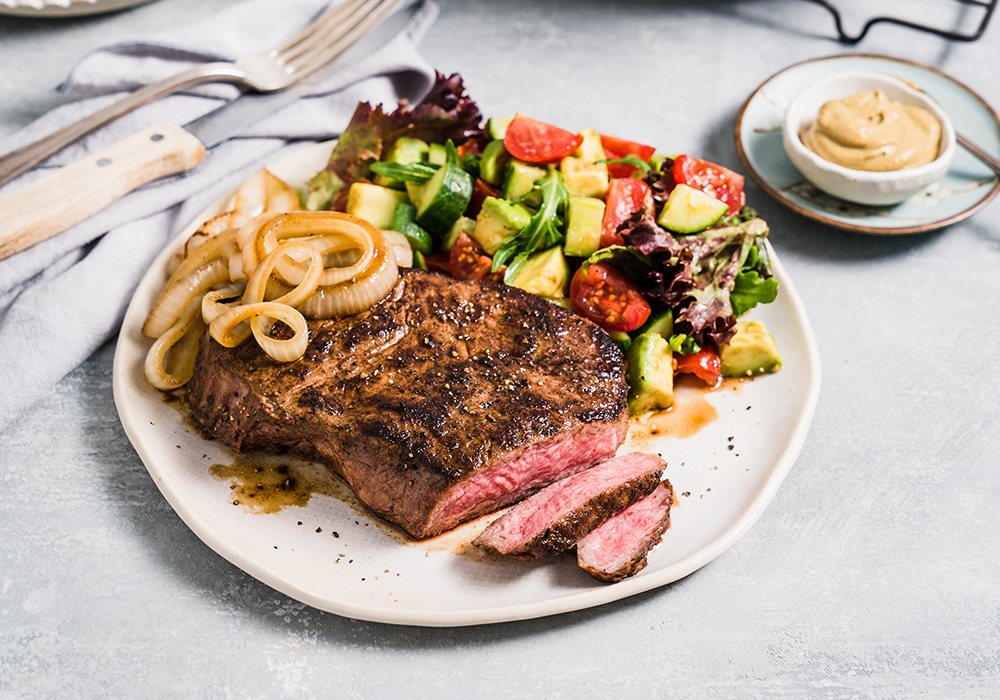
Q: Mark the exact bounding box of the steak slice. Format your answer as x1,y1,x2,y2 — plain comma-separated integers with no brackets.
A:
472,452,665,560
576,480,675,582
185,268,628,539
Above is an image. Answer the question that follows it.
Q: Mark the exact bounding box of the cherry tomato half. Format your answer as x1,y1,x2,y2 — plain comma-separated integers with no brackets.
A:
504,114,584,164
674,346,721,386
422,251,453,276
570,261,651,333
672,154,745,216
450,232,504,281
600,177,654,248
600,134,656,179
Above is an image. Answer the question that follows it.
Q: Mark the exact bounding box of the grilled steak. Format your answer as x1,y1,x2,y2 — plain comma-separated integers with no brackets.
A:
576,480,675,582
185,268,628,539
472,452,666,560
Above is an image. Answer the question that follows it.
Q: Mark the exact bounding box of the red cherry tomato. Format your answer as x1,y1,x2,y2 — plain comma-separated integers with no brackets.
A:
600,177,654,248
503,114,584,164
422,251,453,276
600,134,656,179
672,154,745,215
674,347,721,386
450,232,504,281
570,262,651,333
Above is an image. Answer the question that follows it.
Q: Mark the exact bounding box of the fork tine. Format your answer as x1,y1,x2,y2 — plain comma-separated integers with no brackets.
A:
276,0,375,66
283,0,402,77
272,0,371,58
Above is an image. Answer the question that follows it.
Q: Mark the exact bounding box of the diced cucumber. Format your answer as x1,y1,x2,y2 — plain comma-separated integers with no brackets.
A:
345,182,410,230
656,183,728,233
408,162,473,235
633,308,673,339
390,202,434,254
502,159,545,208
480,139,510,186
441,215,476,253
564,196,606,257
374,137,430,189
487,117,512,140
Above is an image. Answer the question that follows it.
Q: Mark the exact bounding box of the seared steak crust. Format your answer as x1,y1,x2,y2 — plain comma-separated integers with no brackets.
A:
186,269,628,538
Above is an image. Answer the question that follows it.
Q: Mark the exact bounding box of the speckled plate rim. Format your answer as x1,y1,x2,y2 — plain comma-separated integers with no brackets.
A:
113,142,822,627
735,53,1000,235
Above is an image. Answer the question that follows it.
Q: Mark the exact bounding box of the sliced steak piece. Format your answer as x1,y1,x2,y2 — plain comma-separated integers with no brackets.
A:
576,480,675,582
472,452,665,560
185,268,628,539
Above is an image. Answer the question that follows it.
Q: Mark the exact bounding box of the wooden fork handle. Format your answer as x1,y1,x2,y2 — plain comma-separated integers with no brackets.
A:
0,122,206,261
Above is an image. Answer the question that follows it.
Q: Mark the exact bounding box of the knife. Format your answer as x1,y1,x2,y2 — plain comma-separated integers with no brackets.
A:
0,3,417,262
0,83,314,262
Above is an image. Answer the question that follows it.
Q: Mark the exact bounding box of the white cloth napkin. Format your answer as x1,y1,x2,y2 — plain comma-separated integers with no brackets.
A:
0,0,440,432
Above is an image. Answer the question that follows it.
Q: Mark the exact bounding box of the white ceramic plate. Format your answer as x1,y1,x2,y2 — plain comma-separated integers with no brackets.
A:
113,142,821,627
0,0,154,17
736,53,1000,235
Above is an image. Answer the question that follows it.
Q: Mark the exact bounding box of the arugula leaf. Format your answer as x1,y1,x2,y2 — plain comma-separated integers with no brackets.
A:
369,161,439,183
667,333,701,355
580,245,651,278
603,154,652,174
492,168,570,279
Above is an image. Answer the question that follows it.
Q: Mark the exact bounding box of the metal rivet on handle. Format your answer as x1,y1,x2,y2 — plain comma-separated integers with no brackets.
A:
150,134,164,142
96,158,112,167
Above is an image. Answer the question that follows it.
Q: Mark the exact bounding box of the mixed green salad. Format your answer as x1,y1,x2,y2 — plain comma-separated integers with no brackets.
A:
302,73,782,416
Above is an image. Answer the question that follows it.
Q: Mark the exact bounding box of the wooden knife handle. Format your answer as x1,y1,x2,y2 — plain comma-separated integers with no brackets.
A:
0,121,206,261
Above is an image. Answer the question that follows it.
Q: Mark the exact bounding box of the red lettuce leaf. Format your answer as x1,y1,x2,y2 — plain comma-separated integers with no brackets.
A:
304,72,484,211
622,213,771,346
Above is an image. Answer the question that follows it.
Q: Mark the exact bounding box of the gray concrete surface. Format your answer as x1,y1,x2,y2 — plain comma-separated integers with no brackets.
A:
2,0,998,697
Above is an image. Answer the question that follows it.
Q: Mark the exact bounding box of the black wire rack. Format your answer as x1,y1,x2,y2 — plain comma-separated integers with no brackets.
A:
804,0,997,43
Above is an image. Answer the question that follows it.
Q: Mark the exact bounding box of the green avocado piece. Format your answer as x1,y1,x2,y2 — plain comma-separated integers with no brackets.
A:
479,139,511,186
626,332,674,415
507,245,570,298
473,196,532,253
559,128,608,198
563,196,606,257
720,320,782,377
345,181,410,230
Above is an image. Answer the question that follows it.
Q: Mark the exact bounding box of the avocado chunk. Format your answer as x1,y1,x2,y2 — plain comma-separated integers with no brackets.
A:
720,320,782,377
479,139,511,186
626,332,674,414
502,159,546,208
374,137,430,189
657,183,729,233
473,196,532,252
345,182,410,230
507,245,571,298
564,196,606,257
559,127,609,198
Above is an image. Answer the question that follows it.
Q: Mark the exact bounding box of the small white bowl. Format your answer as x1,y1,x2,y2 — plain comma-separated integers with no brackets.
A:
782,71,956,206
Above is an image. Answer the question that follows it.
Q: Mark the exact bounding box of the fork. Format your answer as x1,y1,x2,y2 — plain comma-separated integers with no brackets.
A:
0,0,402,190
